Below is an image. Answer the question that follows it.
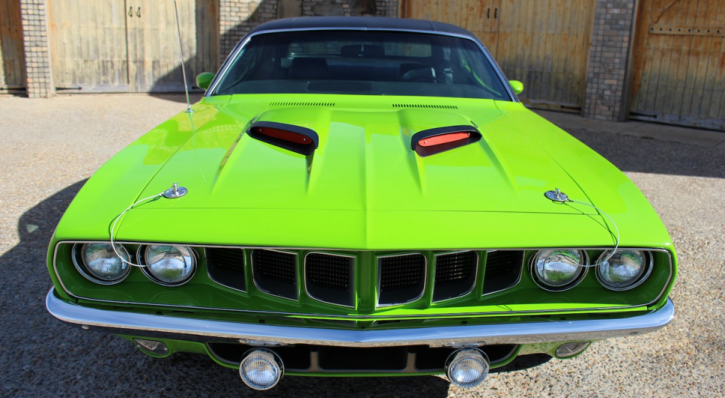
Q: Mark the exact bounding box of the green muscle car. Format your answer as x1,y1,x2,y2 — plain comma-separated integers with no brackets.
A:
46,17,676,390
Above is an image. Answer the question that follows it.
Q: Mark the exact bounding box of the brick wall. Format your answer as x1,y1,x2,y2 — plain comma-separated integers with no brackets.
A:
219,0,279,61
219,0,398,59
20,0,54,98
302,0,398,17
582,0,637,121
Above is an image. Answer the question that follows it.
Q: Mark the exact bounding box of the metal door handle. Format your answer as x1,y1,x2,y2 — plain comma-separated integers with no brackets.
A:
128,6,133,17
137,7,141,17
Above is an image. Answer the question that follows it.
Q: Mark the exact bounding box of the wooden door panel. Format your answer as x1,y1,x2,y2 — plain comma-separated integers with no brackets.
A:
402,0,594,109
496,0,595,109
404,0,501,54
630,0,725,130
127,0,218,92
48,0,129,92
0,0,26,91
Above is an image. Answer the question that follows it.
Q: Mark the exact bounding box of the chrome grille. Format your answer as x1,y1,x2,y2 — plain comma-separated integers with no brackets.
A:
305,253,355,307
206,247,246,292
378,254,426,306
482,250,524,295
252,249,298,300
433,251,477,302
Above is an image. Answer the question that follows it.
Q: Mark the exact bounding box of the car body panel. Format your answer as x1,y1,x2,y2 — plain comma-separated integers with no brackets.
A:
45,18,677,382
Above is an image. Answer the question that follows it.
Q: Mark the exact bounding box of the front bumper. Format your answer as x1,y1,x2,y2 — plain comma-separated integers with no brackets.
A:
46,288,675,348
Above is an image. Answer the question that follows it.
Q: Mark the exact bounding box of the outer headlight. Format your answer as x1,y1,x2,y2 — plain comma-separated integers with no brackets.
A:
531,249,587,291
74,243,131,285
596,250,651,291
141,245,196,286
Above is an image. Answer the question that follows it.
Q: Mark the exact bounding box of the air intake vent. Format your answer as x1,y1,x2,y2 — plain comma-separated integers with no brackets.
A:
206,248,246,292
252,249,298,300
305,253,355,307
392,104,458,109
270,101,335,107
378,254,426,306
433,251,478,302
482,250,525,295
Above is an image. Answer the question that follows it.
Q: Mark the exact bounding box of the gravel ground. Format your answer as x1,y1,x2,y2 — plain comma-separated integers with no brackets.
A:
0,94,723,397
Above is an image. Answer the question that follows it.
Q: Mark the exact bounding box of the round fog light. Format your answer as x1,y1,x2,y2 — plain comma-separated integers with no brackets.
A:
239,349,283,391
556,341,591,358
446,348,490,388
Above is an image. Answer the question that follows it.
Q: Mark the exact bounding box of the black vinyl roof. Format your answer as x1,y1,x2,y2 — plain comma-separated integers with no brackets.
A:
248,17,478,41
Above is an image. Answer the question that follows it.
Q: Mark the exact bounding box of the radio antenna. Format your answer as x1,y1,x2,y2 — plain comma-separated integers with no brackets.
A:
173,0,192,114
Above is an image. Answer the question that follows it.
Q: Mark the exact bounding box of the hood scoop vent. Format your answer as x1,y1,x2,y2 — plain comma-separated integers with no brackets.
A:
393,104,458,110
270,101,335,107
248,122,319,155
411,125,482,157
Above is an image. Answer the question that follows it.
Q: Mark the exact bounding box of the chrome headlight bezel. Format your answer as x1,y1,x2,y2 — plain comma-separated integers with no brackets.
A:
72,243,131,285
596,250,653,291
530,249,589,292
138,245,197,287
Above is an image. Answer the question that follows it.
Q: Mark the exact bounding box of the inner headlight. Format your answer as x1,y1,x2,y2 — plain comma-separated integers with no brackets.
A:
141,245,196,286
596,250,651,291
74,243,131,284
532,249,587,291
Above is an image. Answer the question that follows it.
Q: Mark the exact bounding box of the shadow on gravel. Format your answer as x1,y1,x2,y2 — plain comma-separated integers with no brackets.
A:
569,130,725,179
0,180,451,397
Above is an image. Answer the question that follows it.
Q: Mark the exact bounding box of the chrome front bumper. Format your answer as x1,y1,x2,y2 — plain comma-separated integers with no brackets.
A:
46,288,675,348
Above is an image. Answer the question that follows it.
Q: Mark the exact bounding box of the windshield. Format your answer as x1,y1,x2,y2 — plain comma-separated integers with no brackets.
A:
213,30,510,100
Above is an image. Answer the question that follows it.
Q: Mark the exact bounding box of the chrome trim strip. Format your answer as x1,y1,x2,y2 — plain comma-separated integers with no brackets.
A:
46,289,675,348
204,247,247,293
376,253,428,308
52,241,674,318
206,36,251,96
480,250,526,297
303,252,356,309
432,250,479,303
250,248,299,301
207,27,517,102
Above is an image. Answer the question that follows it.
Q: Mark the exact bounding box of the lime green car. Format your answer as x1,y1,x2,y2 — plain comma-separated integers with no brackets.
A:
46,17,676,390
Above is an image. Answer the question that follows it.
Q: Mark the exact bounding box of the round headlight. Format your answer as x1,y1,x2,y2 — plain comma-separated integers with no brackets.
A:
74,243,131,284
532,249,587,291
597,250,651,291
141,245,196,286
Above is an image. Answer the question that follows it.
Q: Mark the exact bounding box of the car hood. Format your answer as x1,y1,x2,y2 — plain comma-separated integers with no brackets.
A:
135,97,594,215
55,95,672,249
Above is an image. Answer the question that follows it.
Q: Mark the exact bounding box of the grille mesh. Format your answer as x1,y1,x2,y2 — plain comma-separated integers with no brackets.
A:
252,249,298,300
307,253,351,290
207,248,245,270
433,251,477,301
380,255,425,290
378,254,426,306
392,104,458,109
254,250,296,282
482,251,524,295
435,251,475,283
270,101,335,107
206,247,246,291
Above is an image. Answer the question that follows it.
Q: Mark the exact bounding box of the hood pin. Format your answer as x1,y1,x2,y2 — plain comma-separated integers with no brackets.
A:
164,183,188,199
544,188,569,203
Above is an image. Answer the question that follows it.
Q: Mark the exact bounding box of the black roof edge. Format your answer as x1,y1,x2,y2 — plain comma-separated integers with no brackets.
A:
246,17,479,42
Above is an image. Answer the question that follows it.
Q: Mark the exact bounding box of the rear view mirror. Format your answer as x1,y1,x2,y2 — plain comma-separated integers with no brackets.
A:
509,80,524,95
196,72,215,90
